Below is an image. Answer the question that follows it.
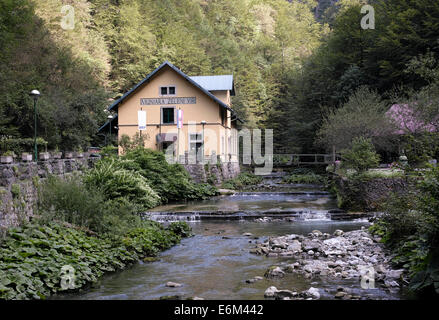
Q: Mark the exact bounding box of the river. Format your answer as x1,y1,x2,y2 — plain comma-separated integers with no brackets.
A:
54,173,406,300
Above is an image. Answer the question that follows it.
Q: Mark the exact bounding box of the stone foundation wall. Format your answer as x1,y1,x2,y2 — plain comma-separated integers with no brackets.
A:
0,157,97,232
183,161,240,185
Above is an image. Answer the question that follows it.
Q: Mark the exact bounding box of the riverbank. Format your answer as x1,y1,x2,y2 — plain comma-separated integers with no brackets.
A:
0,220,192,300
253,228,407,300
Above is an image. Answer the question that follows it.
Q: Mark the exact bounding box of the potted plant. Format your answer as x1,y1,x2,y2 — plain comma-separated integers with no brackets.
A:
1,151,14,164
39,151,50,161
52,146,62,159
21,152,33,162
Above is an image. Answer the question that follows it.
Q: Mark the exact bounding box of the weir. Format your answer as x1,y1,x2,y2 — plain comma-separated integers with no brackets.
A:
143,172,371,223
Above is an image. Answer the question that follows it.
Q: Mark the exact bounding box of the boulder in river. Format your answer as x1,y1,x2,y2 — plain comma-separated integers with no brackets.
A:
305,287,320,299
166,282,182,288
264,286,279,298
264,266,285,278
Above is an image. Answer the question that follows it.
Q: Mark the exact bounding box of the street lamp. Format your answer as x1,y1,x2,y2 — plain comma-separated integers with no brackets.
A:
29,90,40,161
107,115,114,145
201,120,206,163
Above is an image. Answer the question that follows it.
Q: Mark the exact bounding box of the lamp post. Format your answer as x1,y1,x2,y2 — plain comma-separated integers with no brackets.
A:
201,120,206,163
29,90,40,161
107,115,113,145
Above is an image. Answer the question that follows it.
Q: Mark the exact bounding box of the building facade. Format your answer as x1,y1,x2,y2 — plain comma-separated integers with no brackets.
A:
100,61,242,163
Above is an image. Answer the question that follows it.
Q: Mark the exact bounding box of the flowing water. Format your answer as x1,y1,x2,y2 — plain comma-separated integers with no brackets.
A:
55,173,406,300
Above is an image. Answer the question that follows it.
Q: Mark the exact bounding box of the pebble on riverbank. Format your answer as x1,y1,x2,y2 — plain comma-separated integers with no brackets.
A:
253,229,406,299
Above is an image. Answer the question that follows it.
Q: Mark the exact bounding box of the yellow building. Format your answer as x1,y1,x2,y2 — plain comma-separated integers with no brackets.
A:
99,61,242,163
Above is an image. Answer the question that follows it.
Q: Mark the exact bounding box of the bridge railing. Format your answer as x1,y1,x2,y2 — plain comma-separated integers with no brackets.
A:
273,153,342,166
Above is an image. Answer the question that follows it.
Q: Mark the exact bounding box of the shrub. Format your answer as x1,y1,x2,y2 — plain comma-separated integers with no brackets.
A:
222,172,263,190
121,147,217,203
283,173,326,184
38,174,147,235
83,157,160,211
167,222,193,238
38,175,108,233
401,133,439,166
372,167,439,295
341,137,380,172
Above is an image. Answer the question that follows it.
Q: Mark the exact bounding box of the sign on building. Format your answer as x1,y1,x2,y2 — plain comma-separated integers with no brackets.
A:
138,110,146,130
177,109,183,129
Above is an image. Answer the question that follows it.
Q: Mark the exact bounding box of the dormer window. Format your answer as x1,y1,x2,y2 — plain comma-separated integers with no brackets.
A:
160,86,176,96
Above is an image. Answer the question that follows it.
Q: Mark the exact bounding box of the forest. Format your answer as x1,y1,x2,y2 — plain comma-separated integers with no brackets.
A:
1,0,439,157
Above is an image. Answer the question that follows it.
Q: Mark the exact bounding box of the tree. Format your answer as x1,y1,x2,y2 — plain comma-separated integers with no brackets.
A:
341,136,381,172
317,86,397,151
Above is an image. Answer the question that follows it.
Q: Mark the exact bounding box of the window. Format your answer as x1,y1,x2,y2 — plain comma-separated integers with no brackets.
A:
220,108,226,126
162,107,175,124
160,86,176,96
189,132,204,163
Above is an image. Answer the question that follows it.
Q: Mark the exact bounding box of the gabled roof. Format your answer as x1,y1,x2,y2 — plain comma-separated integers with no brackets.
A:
107,61,242,123
190,75,235,95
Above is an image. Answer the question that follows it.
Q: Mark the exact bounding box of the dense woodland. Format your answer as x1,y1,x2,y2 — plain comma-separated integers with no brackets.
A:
1,0,439,156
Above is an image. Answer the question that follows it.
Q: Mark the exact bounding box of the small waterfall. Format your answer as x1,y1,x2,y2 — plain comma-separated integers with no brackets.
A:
295,210,331,221
144,212,201,223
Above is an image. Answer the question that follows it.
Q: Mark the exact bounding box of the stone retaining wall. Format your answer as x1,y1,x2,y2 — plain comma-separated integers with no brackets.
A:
334,175,412,211
184,161,240,184
0,156,97,232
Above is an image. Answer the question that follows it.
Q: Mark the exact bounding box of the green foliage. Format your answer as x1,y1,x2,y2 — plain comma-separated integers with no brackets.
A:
373,166,439,295
121,148,217,203
0,138,47,155
83,158,161,212
283,173,326,184
0,0,109,151
11,184,20,199
119,133,147,154
99,146,118,158
222,172,263,190
317,87,397,151
0,220,190,300
166,222,193,238
401,133,439,166
341,137,380,173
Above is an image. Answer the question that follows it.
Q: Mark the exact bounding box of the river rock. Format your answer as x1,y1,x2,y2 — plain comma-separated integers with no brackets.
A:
311,230,323,236
386,269,404,280
275,290,297,299
287,240,302,252
264,266,285,278
264,286,278,298
166,282,182,288
258,228,407,296
302,239,320,251
305,287,320,299
243,232,253,237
